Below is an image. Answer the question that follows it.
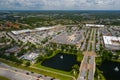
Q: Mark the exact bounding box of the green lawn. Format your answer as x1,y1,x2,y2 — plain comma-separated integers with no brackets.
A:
35,63,71,75
90,43,92,51
0,58,74,80
34,63,75,79
92,29,94,41
77,52,83,62
111,59,120,63
0,76,10,80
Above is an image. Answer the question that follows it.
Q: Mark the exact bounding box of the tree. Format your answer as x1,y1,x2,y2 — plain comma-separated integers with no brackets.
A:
72,64,79,75
101,50,113,62
25,62,31,67
36,55,44,63
114,51,120,60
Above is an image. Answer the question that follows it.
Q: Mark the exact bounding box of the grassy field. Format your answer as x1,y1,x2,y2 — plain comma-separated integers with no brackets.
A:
0,58,74,80
0,76,10,80
77,52,83,62
35,63,71,75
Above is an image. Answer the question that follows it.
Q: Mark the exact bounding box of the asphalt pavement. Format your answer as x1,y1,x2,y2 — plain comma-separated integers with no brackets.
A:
0,62,59,80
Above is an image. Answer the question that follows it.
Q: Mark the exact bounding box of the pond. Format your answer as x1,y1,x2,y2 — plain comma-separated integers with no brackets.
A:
98,61,120,80
41,53,80,71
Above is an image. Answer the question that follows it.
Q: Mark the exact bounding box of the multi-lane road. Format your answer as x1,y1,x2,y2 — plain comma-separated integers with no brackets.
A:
80,29,90,51
78,28,97,80
0,62,58,80
77,52,96,80
0,67,37,80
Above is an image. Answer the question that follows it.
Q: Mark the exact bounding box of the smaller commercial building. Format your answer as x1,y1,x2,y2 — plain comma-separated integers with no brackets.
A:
5,46,21,53
21,52,39,61
103,36,120,50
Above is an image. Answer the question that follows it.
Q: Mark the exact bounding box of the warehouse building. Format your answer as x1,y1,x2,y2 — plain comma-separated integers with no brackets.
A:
86,24,105,28
103,36,120,50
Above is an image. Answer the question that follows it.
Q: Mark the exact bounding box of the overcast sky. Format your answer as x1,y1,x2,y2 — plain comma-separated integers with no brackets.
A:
0,0,119,10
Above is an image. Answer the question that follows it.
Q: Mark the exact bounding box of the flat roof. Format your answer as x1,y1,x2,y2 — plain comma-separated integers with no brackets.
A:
103,36,120,45
11,26,55,35
86,24,104,27
23,52,39,60
35,26,54,31
11,29,32,35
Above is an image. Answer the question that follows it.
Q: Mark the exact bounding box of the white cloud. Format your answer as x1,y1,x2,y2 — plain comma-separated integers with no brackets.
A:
0,0,119,10
42,0,77,10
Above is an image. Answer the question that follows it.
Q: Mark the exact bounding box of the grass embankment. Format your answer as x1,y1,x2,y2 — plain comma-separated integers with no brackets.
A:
0,58,74,80
35,52,82,79
94,69,106,80
92,29,94,41
90,43,92,51
95,57,106,80
0,76,10,80
77,52,83,62
35,63,71,75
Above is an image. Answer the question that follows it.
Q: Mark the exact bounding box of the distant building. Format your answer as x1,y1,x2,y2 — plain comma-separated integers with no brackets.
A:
86,24,104,28
11,29,32,35
103,36,120,50
11,26,59,35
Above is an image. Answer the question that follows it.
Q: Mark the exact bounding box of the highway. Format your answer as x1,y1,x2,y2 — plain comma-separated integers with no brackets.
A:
77,52,96,80
87,28,93,51
80,30,90,51
77,55,88,80
78,28,97,80
0,68,37,80
92,29,96,51
0,62,58,80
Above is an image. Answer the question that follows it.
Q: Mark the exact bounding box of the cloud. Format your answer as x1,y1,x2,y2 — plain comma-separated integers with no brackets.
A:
0,0,119,10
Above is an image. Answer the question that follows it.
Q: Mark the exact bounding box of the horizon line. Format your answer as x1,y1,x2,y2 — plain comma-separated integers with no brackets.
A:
0,10,120,11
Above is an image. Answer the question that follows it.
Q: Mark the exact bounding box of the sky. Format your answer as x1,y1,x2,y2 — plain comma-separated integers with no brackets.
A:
0,0,119,10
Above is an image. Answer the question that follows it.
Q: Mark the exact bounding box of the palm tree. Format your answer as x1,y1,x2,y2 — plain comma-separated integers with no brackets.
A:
72,64,79,75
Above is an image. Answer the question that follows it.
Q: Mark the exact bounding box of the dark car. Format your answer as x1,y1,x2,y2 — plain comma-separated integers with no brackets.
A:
31,71,34,74
37,75,42,78
26,72,29,75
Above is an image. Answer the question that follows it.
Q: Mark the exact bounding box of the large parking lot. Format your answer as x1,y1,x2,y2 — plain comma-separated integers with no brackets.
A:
51,30,84,46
